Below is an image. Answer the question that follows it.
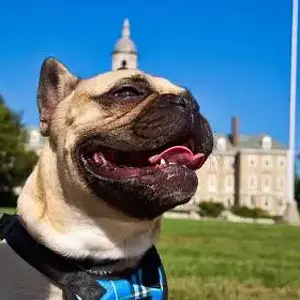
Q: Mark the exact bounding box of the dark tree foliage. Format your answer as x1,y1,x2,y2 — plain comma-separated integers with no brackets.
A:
0,95,38,206
296,154,300,202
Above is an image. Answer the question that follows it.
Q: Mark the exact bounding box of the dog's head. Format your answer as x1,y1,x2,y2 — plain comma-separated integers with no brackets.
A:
37,58,213,220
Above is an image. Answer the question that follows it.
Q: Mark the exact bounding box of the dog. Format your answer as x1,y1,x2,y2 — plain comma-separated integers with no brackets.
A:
0,58,213,300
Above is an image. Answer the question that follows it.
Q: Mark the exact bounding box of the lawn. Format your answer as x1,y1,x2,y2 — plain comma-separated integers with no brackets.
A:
1,207,300,299
158,219,300,300
0,207,16,217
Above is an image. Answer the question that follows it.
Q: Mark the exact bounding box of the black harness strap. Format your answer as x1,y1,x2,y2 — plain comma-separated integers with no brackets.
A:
0,214,105,300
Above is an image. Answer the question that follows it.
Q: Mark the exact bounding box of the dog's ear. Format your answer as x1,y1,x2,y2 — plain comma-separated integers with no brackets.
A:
37,57,79,136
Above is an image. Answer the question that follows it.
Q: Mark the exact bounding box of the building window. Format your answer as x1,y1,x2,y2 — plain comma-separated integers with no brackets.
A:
225,156,234,169
30,130,40,144
261,135,272,150
264,197,272,209
277,156,286,168
121,60,127,68
224,196,229,206
224,175,234,192
262,175,272,192
276,177,284,190
208,155,218,172
216,137,226,151
208,174,217,192
117,60,128,70
224,196,233,207
277,198,283,207
248,155,257,167
262,156,272,168
265,198,268,208
248,174,257,190
250,195,256,207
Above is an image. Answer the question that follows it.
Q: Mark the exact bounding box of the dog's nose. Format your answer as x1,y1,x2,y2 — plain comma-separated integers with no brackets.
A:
160,93,187,108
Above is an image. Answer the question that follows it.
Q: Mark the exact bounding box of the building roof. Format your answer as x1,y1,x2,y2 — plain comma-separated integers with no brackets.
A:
214,133,287,151
113,19,137,54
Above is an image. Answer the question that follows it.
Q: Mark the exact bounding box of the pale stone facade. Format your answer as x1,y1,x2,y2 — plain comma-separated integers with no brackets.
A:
25,126,45,156
192,131,288,216
194,149,236,208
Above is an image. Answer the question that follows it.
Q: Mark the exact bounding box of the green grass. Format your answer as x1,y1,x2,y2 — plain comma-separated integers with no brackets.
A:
0,207,16,217
158,219,300,300
1,208,300,299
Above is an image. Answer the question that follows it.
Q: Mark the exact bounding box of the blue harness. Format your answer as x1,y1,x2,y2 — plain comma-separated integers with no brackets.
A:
0,214,168,300
87,265,165,300
72,255,167,300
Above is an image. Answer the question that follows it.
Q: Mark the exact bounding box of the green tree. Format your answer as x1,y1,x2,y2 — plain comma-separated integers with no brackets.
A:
0,95,38,206
296,154,300,202
296,175,300,200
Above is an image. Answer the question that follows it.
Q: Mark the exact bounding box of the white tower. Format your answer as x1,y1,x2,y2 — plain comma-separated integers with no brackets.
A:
112,19,138,70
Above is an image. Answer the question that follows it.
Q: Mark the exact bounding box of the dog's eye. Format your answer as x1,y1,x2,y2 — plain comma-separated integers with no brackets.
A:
111,86,143,99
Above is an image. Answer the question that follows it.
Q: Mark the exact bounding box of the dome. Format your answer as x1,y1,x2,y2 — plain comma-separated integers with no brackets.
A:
114,39,137,54
113,19,137,54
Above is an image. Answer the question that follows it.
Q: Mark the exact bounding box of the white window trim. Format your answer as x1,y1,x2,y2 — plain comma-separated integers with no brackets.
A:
208,174,217,192
248,155,257,168
224,175,234,192
250,195,256,207
262,156,273,168
264,196,272,209
277,198,284,208
276,176,284,190
209,156,218,172
262,174,272,192
248,174,257,190
224,196,233,207
225,156,234,169
277,156,286,168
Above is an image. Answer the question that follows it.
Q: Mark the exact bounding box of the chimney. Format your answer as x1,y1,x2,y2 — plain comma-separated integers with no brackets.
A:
232,116,238,146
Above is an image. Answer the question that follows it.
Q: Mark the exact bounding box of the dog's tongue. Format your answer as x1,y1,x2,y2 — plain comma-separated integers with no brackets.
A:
149,146,205,170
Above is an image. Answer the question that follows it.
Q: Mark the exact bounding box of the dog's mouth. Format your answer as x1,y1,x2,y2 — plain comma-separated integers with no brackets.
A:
78,137,206,180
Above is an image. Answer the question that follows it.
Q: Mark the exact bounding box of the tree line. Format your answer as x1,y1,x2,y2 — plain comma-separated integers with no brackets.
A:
0,95,38,206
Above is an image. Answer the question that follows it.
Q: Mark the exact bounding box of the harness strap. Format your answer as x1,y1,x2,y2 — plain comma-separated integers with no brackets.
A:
0,214,104,300
0,213,168,300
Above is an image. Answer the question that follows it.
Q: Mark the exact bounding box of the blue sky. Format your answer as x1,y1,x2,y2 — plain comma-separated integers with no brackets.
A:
0,0,298,149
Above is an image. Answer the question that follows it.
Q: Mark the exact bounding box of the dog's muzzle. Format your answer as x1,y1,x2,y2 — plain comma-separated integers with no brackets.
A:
75,91,213,219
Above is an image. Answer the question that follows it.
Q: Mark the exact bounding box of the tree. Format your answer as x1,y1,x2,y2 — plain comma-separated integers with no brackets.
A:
0,95,38,206
296,154,300,203
296,175,300,201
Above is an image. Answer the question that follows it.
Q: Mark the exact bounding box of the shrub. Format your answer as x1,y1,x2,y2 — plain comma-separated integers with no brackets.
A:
199,201,225,217
0,95,38,207
231,205,271,219
0,191,17,207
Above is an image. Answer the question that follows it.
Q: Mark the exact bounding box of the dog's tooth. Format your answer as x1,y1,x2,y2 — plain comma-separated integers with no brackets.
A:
160,159,166,165
93,152,107,166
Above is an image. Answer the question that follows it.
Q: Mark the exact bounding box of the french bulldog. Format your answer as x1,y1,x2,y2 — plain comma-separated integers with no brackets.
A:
0,58,213,299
